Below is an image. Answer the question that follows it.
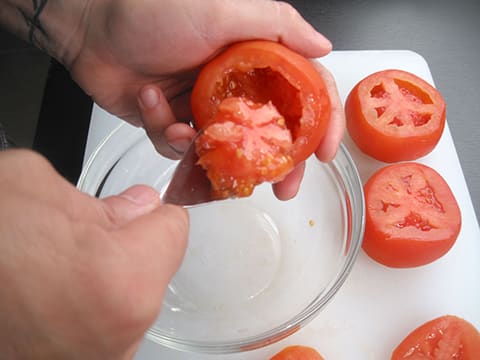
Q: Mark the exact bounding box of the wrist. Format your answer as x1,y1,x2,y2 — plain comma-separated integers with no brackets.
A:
0,0,93,66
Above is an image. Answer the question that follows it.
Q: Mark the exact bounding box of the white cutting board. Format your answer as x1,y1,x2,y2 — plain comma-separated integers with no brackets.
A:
84,51,480,360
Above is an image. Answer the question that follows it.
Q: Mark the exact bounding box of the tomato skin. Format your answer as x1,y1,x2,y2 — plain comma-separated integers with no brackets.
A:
363,162,461,268
191,40,331,164
345,69,446,163
271,345,325,360
391,315,480,359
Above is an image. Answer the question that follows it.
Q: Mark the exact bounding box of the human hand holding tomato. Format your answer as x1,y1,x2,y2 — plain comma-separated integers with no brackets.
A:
67,0,343,200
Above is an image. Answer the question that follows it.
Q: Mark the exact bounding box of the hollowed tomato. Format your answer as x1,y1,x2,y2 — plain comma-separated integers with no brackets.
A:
191,40,331,199
345,69,446,162
392,315,480,359
363,162,461,268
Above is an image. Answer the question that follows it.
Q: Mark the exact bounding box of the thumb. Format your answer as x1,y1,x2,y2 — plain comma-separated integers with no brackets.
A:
101,184,189,283
95,186,189,357
100,184,189,283
115,203,189,287
100,185,162,227
110,203,189,335
212,0,332,58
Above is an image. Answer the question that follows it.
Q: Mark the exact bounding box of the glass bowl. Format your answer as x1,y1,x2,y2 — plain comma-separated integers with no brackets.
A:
77,123,365,354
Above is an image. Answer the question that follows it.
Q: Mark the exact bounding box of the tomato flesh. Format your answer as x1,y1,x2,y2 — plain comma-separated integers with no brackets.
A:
271,345,325,360
363,162,461,268
195,97,294,199
346,69,446,162
392,315,480,359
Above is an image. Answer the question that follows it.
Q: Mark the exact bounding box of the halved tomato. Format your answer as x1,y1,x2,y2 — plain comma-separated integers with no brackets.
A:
363,162,461,268
345,69,446,162
392,315,480,359
190,40,331,199
271,345,325,360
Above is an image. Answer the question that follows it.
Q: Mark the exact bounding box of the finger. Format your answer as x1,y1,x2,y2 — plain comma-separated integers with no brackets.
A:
272,161,306,200
163,122,197,154
115,204,189,296
108,203,189,340
312,61,345,162
138,84,186,159
211,0,332,58
99,185,162,228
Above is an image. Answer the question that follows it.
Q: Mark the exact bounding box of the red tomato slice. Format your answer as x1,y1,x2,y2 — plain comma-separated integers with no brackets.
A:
363,162,461,268
392,315,480,359
345,69,446,162
271,345,325,360
191,40,331,165
195,97,294,199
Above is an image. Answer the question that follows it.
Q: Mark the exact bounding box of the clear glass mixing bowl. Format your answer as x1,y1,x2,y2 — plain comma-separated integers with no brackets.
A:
77,123,365,354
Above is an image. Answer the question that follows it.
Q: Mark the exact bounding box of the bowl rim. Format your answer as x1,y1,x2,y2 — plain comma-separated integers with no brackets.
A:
77,123,366,354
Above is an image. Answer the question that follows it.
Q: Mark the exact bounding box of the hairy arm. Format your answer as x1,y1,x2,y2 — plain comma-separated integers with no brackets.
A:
0,0,91,64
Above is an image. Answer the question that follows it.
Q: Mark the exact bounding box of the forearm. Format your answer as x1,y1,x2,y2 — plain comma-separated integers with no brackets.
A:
0,0,92,65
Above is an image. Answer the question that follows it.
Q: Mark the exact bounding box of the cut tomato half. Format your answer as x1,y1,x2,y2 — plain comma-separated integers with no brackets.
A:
363,162,461,268
271,345,325,360
392,315,480,359
346,69,446,162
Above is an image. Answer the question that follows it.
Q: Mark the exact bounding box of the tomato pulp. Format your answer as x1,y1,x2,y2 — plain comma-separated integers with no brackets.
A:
363,162,461,268
191,40,331,199
195,97,294,198
392,315,480,359
346,69,446,162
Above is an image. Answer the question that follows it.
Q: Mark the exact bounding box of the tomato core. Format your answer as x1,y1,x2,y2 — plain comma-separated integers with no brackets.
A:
195,97,295,199
367,78,435,131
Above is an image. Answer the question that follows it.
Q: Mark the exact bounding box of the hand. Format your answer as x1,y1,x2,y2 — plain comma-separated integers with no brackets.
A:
69,0,344,199
0,150,188,359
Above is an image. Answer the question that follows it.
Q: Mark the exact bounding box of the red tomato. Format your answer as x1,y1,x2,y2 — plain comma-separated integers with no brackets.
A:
271,345,325,360
345,69,446,162
195,97,294,199
191,40,331,166
392,315,480,359
363,162,461,268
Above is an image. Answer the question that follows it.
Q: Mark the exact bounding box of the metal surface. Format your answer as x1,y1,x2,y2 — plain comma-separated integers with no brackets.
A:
161,136,213,207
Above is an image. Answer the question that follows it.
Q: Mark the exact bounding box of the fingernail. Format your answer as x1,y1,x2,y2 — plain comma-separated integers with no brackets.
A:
169,138,193,154
140,87,159,109
120,185,160,206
